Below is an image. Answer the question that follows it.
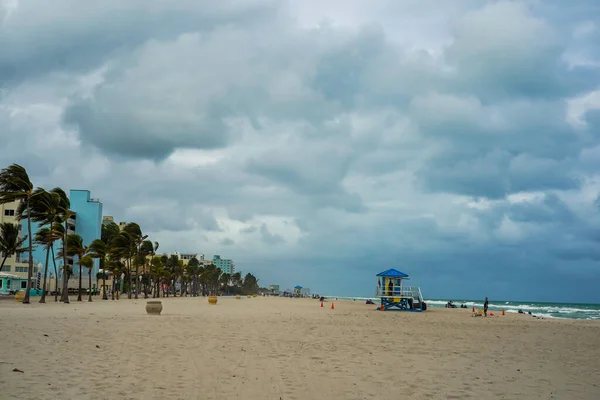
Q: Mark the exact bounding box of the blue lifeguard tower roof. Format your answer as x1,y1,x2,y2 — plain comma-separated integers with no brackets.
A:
294,285,303,289
376,268,409,278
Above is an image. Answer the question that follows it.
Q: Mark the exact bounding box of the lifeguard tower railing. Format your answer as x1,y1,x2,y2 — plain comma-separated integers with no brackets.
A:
376,286,422,301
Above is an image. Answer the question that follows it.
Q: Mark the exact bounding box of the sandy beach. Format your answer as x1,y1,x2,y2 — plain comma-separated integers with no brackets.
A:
1,297,599,400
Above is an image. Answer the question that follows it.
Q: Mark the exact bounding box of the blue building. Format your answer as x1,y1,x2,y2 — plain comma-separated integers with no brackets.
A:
23,190,103,289
213,255,234,275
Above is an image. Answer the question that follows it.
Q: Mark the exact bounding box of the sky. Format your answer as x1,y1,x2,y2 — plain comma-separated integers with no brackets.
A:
1,0,600,303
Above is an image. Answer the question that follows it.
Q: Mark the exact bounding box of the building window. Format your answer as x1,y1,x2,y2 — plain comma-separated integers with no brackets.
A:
4,209,15,216
21,281,27,289
3,266,10,272
34,267,38,273
15,266,28,273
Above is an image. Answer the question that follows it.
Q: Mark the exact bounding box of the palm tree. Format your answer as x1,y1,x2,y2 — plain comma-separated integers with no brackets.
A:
110,231,135,299
0,222,27,272
78,255,94,302
139,240,155,298
65,234,89,302
106,259,124,300
46,188,72,304
187,257,201,296
201,264,222,295
231,272,242,294
28,188,67,303
49,222,65,302
150,256,163,298
33,227,54,303
0,164,36,303
88,239,109,300
122,223,147,300
89,220,119,300
220,273,231,295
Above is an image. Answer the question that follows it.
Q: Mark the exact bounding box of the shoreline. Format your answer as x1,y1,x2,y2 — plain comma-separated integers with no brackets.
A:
320,295,600,320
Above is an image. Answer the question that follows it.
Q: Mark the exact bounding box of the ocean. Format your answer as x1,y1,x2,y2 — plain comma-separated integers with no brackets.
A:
322,295,600,320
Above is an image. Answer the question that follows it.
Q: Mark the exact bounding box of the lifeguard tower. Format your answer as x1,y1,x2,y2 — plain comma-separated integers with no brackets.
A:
375,269,426,311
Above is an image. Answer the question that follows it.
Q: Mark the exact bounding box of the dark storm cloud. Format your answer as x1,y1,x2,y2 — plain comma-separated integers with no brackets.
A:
63,100,230,160
0,0,280,86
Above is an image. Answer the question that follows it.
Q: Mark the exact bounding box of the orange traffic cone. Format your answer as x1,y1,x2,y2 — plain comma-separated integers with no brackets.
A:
502,309,505,316
331,302,335,310
472,306,475,313
381,305,385,311
320,301,323,308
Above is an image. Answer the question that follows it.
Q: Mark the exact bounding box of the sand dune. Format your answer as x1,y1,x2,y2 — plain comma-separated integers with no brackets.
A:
1,297,599,399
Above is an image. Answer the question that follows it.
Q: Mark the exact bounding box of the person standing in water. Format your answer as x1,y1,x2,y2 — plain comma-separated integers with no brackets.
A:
484,297,489,317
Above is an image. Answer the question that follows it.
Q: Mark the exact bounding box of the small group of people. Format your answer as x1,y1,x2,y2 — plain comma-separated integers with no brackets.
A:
445,301,469,309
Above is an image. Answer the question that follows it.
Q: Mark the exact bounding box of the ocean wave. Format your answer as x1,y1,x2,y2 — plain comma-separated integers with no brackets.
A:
322,295,600,319
425,300,600,315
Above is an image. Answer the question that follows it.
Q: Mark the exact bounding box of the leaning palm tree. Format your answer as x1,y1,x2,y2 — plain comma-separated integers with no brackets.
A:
0,222,28,272
46,188,72,304
78,255,94,302
88,239,108,300
139,240,156,298
0,164,36,303
48,222,65,302
110,231,135,298
65,234,88,302
33,228,52,302
121,223,146,299
28,188,66,303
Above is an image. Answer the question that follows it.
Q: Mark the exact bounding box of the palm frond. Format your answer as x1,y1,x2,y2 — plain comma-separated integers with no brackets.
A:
0,164,33,204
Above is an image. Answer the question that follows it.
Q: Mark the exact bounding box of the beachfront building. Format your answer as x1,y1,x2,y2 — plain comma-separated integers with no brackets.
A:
164,251,205,265
23,190,103,292
269,284,280,295
212,255,234,274
0,200,39,293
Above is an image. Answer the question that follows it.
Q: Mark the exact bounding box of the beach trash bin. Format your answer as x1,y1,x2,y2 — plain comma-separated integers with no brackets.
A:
14,290,25,302
146,301,163,315
208,296,218,305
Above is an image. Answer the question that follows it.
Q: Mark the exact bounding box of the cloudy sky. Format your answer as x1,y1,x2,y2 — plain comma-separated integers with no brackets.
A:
1,0,600,302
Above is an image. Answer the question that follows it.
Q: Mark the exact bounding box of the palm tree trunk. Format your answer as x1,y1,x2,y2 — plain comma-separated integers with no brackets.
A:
39,245,51,303
127,258,132,299
77,264,82,301
134,263,139,300
51,245,58,302
61,220,70,303
88,270,92,302
102,272,108,300
23,200,33,304
0,254,8,272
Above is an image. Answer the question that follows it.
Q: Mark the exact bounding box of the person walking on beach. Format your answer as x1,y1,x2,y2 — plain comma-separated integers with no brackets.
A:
484,297,489,317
